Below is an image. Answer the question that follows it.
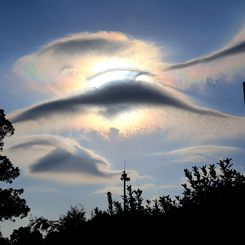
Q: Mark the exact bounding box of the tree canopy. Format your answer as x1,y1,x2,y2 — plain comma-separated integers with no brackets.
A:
7,158,243,244
0,109,30,222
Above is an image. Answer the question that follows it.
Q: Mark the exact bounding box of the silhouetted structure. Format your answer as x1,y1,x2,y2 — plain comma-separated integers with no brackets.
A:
243,81,245,104
120,168,130,211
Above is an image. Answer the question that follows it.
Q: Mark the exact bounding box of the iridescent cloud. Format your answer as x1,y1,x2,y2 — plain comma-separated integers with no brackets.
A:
13,31,165,96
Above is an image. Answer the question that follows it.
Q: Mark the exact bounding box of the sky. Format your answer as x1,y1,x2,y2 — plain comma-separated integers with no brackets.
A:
1,0,245,236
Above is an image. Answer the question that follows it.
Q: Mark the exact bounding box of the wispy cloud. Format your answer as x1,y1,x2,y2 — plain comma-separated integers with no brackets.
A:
159,145,241,164
165,25,245,88
166,41,245,70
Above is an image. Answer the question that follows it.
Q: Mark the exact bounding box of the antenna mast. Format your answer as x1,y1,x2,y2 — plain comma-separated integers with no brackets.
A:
120,160,130,212
243,81,245,105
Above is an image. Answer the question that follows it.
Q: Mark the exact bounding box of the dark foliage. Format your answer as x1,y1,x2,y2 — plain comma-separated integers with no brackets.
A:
5,158,245,243
0,156,20,183
0,109,30,222
0,109,14,152
10,227,43,245
0,232,10,245
179,158,245,219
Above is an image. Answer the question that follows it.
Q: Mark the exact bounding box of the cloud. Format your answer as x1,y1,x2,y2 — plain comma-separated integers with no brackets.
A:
13,31,164,96
165,26,245,88
30,148,106,175
11,27,245,100
8,134,142,184
39,33,128,55
166,41,245,70
9,79,245,142
10,80,230,125
7,29,245,142
160,145,241,164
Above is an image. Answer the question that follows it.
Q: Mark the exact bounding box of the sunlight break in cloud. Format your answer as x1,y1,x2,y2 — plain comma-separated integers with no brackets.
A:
6,134,142,184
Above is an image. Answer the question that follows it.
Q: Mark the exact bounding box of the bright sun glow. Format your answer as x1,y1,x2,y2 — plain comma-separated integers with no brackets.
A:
87,58,139,88
87,70,136,88
86,59,154,89
73,58,155,134
90,58,134,74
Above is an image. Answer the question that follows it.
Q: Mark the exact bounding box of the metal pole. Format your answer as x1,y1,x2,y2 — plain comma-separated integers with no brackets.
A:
243,81,245,105
123,160,126,211
123,171,126,211
121,167,130,212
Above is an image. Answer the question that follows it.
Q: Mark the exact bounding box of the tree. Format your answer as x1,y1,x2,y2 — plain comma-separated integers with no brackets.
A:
0,109,30,221
8,158,244,243
10,226,43,245
0,231,10,245
179,158,245,217
28,205,87,244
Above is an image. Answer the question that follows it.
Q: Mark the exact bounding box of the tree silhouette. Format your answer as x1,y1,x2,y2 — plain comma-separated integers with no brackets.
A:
179,158,245,220
8,158,245,243
26,205,87,244
0,109,30,222
10,226,43,245
0,231,10,245
56,205,86,232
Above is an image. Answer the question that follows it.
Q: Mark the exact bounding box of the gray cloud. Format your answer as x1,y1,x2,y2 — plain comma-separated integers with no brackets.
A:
10,135,115,177
166,40,245,70
11,80,229,124
9,135,144,183
40,37,128,56
31,148,105,175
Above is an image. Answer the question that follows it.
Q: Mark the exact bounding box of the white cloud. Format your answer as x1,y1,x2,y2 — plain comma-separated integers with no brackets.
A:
159,145,241,164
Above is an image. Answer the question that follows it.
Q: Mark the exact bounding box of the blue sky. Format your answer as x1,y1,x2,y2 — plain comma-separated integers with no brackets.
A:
1,0,245,236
